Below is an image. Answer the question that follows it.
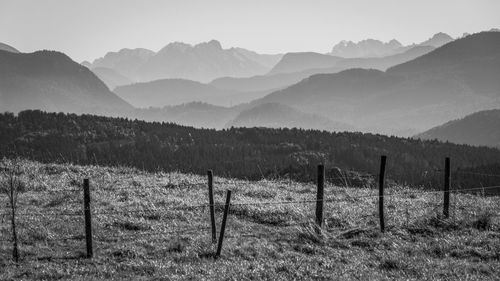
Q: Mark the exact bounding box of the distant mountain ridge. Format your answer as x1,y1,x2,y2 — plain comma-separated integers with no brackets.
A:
331,39,403,58
330,32,453,58
267,45,435,77
88,40,282,83
416,109,500,147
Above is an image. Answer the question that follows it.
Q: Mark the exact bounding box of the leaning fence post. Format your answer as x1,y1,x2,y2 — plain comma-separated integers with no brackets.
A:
379,156,387,233
83,178,93,258
316,164,325,227
215,190,232,259
207,170,217,243
443,157,451,218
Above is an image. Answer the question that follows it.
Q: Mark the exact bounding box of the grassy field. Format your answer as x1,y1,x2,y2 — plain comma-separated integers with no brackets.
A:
1,158,499,280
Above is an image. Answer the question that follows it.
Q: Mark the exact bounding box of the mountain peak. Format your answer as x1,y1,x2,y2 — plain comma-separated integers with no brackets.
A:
419,32,454,47
195,40,223,50
161,42,192,52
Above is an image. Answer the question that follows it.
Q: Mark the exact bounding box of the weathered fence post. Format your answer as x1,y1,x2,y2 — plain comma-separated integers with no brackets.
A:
443,157,451,218
9,186,19,263
207,170,217,243
316,164,325,227
379,155,387,233
215,190,231,259
83,178,93,258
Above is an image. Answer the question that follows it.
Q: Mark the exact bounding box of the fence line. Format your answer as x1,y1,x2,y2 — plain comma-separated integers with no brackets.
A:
2,158,500,263
2,185,500,218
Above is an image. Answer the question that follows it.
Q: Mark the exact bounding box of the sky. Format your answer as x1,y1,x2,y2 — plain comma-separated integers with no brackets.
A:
1,0,499,62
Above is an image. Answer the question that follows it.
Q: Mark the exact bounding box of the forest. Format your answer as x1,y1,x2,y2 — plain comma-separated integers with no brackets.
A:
1,110,499,190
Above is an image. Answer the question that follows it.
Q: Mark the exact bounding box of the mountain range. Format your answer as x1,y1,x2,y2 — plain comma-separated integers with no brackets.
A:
1,31,500,141
86,40,282,83
115,44,433,109
330,32,453,58
416,109,500,147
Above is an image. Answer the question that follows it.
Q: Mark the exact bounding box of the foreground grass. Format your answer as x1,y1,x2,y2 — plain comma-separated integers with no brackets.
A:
0,159,499,280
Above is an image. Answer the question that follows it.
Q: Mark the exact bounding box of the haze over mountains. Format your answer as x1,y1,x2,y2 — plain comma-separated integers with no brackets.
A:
226,102,354,132
211,33,450,94
251,32,500,135
1,30,500,142
90,67,133,90
330,32,453,58
115,79,241,107
86,40,282,83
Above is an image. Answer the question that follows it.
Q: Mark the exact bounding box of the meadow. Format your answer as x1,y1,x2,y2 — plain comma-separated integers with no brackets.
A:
0,158,499,280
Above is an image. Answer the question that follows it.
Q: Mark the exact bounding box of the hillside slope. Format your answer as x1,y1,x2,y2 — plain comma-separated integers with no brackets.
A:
416,109,500,147
0,50,133,115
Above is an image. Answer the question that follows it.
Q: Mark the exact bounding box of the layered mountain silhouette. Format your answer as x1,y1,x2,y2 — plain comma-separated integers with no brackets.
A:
2,31,498,136
90,67,133,90
90,48,155,81
267,53,343,75
251,32,500,135
115,78,269,108
0,50,133,115
331,39,404,58
416,109,500,147
226,103,354,131
267,45,434,76
88,41,282,83
212,44,434,94
0,42,19,53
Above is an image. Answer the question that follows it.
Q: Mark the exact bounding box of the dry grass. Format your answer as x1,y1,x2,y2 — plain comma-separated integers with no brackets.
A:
0,158,499,280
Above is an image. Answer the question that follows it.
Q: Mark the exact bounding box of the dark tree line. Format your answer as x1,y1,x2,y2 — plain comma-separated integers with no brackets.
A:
1,110,499,192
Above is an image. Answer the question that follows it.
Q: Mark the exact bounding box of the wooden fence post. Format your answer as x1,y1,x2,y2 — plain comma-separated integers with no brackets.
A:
379,156,387,233
207,170,217,243
316,164,325,227
83,178,93,258
215,190,231,259
443,157,451,218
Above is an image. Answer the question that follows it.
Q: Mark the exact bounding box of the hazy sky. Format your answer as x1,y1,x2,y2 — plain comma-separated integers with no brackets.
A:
1,0,499,62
